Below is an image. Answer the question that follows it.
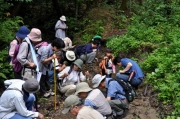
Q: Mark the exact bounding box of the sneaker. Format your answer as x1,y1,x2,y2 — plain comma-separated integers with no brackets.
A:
48,89,55,96
44,92,50,98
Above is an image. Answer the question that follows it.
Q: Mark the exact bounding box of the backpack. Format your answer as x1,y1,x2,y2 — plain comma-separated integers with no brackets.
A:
74,44,86,58
7,38,19,63
34,41,48,53
12,41,30,72
108,78,136,102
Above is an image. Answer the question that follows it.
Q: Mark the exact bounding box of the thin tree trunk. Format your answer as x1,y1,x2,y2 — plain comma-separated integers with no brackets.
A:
120,0,128,11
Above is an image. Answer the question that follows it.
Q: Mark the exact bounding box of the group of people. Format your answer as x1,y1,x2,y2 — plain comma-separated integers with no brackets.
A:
0,15,144,119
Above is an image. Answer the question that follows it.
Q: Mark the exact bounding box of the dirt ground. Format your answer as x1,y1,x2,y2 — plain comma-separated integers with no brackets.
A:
37,47,160,119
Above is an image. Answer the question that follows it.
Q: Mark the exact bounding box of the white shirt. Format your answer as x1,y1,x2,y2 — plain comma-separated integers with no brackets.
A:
0,80,38,119
58,66,86,86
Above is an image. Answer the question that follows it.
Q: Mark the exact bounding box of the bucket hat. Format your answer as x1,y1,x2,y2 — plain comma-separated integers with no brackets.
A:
60,15,66,21
22,78,40,93
66,51,76,61
73,59,83,69
75,82,92,95
16,26,30,38
62,95,81,114
92,74,106,88
27,28,42,42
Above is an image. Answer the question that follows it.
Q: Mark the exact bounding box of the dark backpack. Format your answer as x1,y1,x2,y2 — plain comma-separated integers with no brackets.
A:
108,78,136,102
12,41,30,72
7,38,19,63
74,44,85,58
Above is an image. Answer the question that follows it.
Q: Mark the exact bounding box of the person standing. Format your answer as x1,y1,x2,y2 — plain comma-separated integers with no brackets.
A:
37,38,65,97
0,78,44,119
113,57,144,88
17,28,42,79
55,15,68,39
9,26,30,79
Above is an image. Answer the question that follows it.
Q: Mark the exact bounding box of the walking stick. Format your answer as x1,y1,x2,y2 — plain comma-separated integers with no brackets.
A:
53,53,57,110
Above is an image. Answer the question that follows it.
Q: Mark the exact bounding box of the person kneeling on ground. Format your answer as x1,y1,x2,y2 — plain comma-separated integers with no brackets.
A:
75,82,113,119
113,57,144,89
58,59,89,99
80,40,100,64
92,74,129,119
62,95,104,119
0,78,44,119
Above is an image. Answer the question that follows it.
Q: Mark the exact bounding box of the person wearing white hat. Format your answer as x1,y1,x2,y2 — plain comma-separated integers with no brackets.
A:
55,15,68,39
57,59,89,98
0,78,44,119
91,74,129,119
58,50,76,72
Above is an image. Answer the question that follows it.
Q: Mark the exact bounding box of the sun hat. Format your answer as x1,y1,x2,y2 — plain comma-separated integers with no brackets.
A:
60,15,66,21
73,59,83,69
16,26,30,38
75,82,92,95
62,95,81,114
22,78,40,93
92,74,106,88
27,28,42,42
66,51,76,61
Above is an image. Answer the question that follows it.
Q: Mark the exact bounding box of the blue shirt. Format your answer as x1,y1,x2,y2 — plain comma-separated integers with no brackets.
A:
105,78,126,100
121,58,144,80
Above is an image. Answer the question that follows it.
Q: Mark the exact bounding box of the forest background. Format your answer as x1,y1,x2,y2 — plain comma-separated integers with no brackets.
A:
0,0,180,118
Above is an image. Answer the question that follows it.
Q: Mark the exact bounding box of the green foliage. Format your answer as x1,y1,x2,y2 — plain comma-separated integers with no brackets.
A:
0,1,23,85
0,16,23,45
106,0,180,118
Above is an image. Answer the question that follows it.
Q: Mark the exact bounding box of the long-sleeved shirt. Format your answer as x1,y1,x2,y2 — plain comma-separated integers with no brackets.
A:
17,38,33,66
77,106,104,119
0,80,38,119
58,66,86,87
62,37,74,51
9,37,20,66
55,20,67,39
37,44,53,75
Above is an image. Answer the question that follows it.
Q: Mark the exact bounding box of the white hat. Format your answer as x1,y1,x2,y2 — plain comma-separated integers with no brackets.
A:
60,15,66,21
92,74,106,88
66,51,76,61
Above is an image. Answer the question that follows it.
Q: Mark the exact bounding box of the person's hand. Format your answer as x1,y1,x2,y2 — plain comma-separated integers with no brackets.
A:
85,71,89,76
72,45,76,48
64,72,69,77
66,26,68,29
28,62,36,68
38,112,44,119
119,70,124,73
51,54,56,59
95,58,98,62
93,49,97,52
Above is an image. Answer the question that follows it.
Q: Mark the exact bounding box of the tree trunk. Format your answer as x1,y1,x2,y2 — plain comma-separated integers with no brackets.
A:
52,0,62,17
11,2,23,17
120,0,128,11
